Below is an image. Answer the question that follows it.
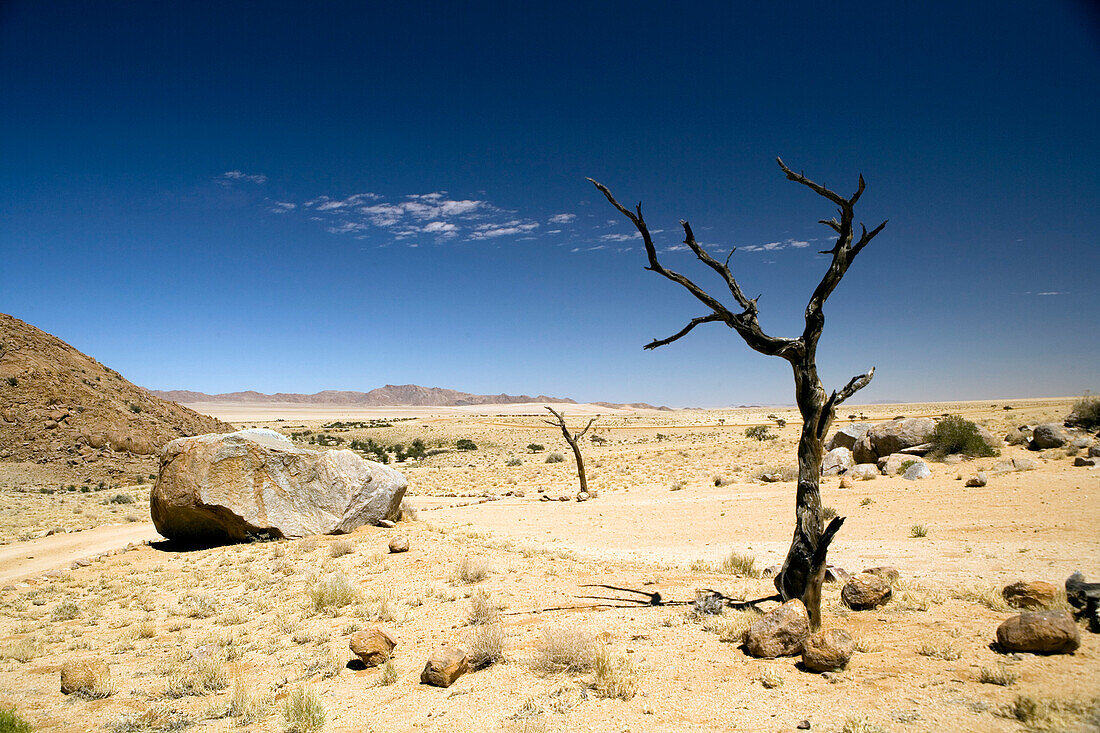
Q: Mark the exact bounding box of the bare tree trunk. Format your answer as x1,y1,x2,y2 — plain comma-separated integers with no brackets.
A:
589,158,885,631
543,407,596,499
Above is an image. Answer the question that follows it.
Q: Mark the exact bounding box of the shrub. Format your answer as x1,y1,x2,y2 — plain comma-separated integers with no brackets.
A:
456,438,478,451
532,626,595,674
745,425,776,441
5,377,17,387
979,664,1018,686
378,657,398,685
328,539,354,558
823,506,838,520
527,443,544,453
592,644,637,700
590,434,608,445
110,493,135,504
505,456,522,467
545,452,565,464
282,685,325,733
718,551,760,578
466,588,500,625
466,624,506,670
128,402,142,413
929,415,998,457
51,600,80,622
910,524,928,538
452,557,490,585
180,592,219,618
1069,393,1100,429
0,706,32,733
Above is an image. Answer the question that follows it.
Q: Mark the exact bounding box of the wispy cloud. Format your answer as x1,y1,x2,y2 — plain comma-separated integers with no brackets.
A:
218,170,267,185
269,201,296,214
1037,291,1067,296
739,239,811,252
548,213,576,224
600,232,641,242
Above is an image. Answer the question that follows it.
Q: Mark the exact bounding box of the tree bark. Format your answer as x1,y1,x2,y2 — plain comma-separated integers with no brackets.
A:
543,407,595,498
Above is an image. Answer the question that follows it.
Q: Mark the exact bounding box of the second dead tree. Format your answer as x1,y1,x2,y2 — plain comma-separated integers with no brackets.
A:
543,406,596,500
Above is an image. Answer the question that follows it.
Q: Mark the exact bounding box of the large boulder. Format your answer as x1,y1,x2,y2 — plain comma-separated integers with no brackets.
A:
866,418,936,458
850,464,879,481
880,453,921,476
821,447,854,476
826,423,871,451
1029,423,1068,450
1002,581,1058,609
841,573,892,610
801,628,855,672
151,429,406,542
852,434,877,465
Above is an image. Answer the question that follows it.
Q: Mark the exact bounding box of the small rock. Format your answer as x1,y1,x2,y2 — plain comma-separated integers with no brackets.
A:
1074,456,1096,467
1089,444,1100,458
965,472,988,487
349,627,396,666
849,464,879,481
797,721,811,730
761,564,782,579
60,657,110,696
863,566,900,583
824,566,849,583
841,574,892,610
420,645,469,687
540,495,550,502
902,461,931,480
558,496,569,502
996,610,1079,654
377,519,396,529
1002,581,1058,609
801,628,855,672
388,536,410,553
838,477,854,489
577,491,590,502
743,599,810,658
761,473,784,483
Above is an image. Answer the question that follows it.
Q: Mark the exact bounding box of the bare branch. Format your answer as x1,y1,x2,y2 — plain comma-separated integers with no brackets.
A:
819,218,842,233
850,219,888,258
776,157,847,208
680,221,753,311
832,366,875,406
644,313,724,350
576,418,597,440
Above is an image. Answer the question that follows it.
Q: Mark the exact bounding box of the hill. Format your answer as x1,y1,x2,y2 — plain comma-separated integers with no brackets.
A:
152,384,580,407
0,313,230,474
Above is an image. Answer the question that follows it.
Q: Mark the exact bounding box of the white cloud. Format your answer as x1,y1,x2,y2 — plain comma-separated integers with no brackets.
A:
740,238,811,253
549,213,576,224
1037,291,1067,296
600,232,641,242
218,170,267,185
269,202,296,213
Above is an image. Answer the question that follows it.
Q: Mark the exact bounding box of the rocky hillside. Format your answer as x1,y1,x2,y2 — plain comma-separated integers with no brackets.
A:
0,313,230,469
153,384,579,407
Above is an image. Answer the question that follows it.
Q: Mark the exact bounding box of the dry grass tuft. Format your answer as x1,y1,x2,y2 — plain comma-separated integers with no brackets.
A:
718,551,760,578
758,669,784,689
378,657,398,686
466,623,506,670
452,556,491,584
531,626,595,674
282,685,325,733
916,641,960,660
164,654,229,698
947,582,1009,611
467,588,500,625
110,703,192,732
309,572,358,613
328,539,354,558
840,717,890,733
179,592,219,619
592,644,638,700
978,664,1018,686
1,638,41,663
1001,695,1100,731
909,524,928,538
227,679,271,724
51,600,80,622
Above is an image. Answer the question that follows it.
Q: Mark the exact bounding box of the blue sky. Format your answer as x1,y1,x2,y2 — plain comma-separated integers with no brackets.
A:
1,1,1097,406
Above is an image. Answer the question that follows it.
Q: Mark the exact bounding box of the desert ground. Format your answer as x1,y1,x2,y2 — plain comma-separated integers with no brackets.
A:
0,398,1097,732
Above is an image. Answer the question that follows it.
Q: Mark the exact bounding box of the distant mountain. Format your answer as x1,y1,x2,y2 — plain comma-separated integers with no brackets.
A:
151,384,579,408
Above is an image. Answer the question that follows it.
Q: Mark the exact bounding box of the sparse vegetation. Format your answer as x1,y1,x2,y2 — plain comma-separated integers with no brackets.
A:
909,524,928,538
592,644,637,700
840,717,890,733
467,588,500,625
466,623,506,670
916,641,960,660
328,539,354,558
309,572,358,613
456,438,478,451
378,657,398,685
0,706,33,733
526,443,544,453
979,664,1018,686
452,556,490,584
282,685,325,733
545,452,564,463
718,550,760,577
929,414,998,457
1069,393,1100,429
744,425,775,441
532,626,595,674
1002,695,1100,731
505,456,522,466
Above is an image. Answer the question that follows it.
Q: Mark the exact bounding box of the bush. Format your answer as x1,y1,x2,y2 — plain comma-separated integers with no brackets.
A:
531,626,595,674
505,456,522,467
309,572,358,613
545,452,565,463
1068,393,1100,429
718,551,760,577
745,425,776,441
0,706,32,733
526,443,544,453
110,493,135,504
465,624,505,670
456,438,477,451
282,685,325,732
929,415,998,457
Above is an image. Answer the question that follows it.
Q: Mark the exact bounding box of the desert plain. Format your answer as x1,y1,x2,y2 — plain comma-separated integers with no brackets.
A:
0,397,1097,732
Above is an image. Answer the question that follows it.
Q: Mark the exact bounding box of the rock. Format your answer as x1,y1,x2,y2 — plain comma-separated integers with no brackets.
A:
743,599,810,658
1065,571,1100,632
1090,444,1100,458
1074,456,1096,467
824,566,849,583
377,519,396,529
838,476,854,489
821,448,854,476
797,721,811,730
60,657,110,696
965,472,988,487
942,453,964,465
841,574,892,610
577,491,590,501
349,628,396,666
992,457,1037,473
902,461,931,480
1029,423,1068,450
826,423,871,451
880,453,924,476
388,536,410,553
801,628,855,672
761,564,782,579
862,566,900,583
420,645,469,687
760,473,784,483
150,429,406,543
850,464,879,481
865,418,936,459
1002,581,1058,609
852,434,877,465
996,611,1080,654
897,442,934,456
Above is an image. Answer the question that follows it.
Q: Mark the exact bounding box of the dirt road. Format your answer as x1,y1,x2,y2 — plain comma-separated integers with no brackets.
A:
0,522,162,585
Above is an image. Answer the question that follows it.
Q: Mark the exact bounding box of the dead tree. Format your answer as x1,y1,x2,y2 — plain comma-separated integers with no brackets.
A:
589,158,886,629
543,406,596,498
